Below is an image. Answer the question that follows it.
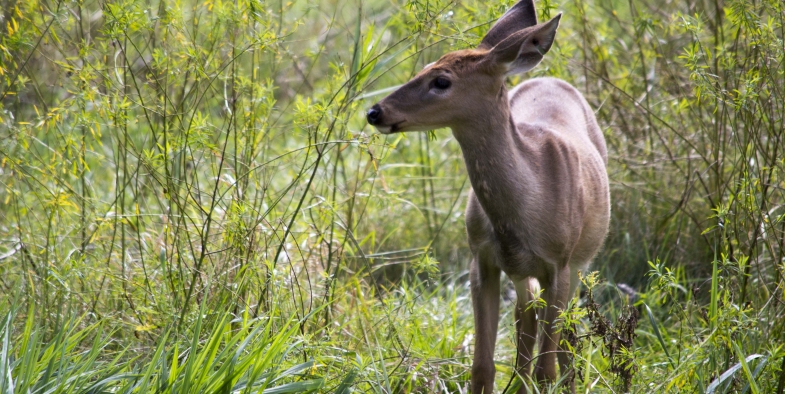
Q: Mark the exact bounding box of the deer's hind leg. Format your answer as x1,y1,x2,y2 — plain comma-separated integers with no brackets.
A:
513,277,540,394
554,267,582,392
534,266,573,390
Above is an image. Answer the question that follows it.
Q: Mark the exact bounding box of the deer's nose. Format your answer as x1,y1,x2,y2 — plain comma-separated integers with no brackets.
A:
366,105,382,125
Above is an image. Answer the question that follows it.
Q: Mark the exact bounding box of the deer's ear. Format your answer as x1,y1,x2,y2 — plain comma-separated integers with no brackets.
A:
487,14,561,76
479,0,537,50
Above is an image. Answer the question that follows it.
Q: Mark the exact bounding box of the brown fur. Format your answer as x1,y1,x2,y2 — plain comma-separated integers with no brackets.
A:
428,50,489,73
368,4,609,393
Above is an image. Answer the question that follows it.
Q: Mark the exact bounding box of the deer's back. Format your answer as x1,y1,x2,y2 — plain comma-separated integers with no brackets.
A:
509,77,607,164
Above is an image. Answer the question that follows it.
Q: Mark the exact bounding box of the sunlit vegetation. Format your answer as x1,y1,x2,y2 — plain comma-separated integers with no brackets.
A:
0,0,783,391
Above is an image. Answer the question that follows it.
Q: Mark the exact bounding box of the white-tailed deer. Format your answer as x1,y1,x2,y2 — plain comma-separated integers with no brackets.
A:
367,1,609,392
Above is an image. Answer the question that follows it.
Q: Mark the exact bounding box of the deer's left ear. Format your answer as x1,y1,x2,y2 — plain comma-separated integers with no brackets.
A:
486,14,561,76
479,0,538,50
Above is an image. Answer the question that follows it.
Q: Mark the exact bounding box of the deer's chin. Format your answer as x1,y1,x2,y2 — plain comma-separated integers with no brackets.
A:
374,120,407,134
375,120,440,134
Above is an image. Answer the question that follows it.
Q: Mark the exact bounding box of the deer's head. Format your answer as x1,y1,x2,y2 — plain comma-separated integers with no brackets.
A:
367,0,561,133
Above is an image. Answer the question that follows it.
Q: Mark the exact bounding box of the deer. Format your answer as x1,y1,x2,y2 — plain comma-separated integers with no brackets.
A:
366,0,610,392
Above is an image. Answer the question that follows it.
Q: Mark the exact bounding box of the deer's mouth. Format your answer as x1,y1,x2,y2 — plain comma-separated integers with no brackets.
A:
378,120,406,134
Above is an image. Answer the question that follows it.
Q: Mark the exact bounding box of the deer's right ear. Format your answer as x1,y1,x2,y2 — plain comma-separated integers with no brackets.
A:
486,14,561,76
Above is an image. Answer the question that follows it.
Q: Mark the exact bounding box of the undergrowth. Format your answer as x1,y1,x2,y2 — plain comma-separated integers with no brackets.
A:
0,0,783,391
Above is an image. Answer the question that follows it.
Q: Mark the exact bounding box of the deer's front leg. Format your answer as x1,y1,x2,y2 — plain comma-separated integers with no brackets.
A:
470,255,501,393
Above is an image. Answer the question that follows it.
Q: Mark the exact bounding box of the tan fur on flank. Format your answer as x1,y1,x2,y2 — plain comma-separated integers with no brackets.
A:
367,2,610,392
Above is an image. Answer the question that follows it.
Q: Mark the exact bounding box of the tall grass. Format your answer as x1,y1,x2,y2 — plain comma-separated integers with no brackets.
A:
0,0,783,391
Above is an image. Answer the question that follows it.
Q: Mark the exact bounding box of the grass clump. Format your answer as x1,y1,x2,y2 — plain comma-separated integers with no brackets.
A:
0,0,784,391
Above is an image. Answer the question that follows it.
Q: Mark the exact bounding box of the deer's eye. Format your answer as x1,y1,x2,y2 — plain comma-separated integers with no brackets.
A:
432,77,452,90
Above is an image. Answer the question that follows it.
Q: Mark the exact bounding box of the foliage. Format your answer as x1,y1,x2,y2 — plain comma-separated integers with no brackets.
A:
0,0,783,391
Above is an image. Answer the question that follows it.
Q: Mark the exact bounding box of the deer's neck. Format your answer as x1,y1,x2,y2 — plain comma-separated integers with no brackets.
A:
451,91,533,224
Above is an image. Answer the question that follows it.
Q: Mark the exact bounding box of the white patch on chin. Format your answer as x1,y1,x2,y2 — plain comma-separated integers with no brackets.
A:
376,126,392,134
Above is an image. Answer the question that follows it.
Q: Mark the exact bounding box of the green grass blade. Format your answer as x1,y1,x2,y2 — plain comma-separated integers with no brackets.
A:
644,303,675,369
0,313,13,394
706,353,764,394
741,355,769,394
261,378,324,394
732,343,761,394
